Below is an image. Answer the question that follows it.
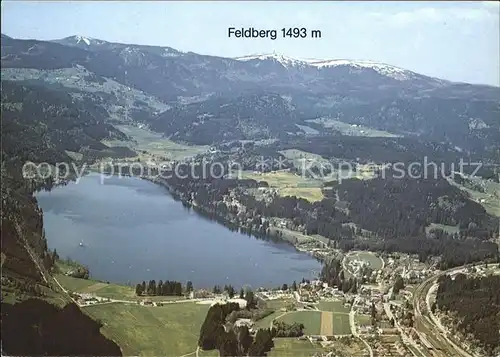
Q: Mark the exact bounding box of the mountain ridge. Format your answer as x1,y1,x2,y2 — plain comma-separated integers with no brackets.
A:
2,33,499,153
3,32,496,88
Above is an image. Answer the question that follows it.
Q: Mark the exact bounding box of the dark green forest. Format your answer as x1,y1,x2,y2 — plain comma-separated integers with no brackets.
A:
1,80,128,356
435,273,500,356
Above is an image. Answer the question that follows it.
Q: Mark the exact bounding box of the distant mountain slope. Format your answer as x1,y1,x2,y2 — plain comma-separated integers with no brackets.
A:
148,92,300,144
1,34,499,154
1,80,134,164
2,35,497,102
1,66,169,123
52,35,182,57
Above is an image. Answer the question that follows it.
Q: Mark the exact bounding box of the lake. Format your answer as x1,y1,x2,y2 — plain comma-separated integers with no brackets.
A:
36,174,321,289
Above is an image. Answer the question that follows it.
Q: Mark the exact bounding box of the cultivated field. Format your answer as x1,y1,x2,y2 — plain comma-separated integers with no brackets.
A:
316,300,350,314
305,118,399,138
331,313,352,335
240,170,323,188
84,302,210,356
320,311,334,335
273,307,351,336
317,300,351,336
276,311,322,335
279,187,324,202
239,170,324,202
268,338,324,357
279,149,380,182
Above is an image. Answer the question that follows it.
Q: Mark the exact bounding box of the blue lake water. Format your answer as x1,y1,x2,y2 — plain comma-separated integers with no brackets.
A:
36,173,321,289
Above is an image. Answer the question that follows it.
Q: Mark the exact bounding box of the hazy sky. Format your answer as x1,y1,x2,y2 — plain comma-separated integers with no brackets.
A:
2,1,499,86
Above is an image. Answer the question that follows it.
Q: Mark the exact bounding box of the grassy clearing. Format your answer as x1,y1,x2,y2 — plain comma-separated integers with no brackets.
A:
84,302,209,356
55,275,185,301
277,311,322,335
280,187,324,202
306,118,399,138
256,311,284,329
255,299,295,328
238,170,325,202
355,314,372,327
447,178,500,217
425,223,460,235
240,170,323,188
279,149,330,168
87,283,138,300
105,124,208,161
268,338,324,357
280,150,380,182
264,298,295,310
55,274,98,292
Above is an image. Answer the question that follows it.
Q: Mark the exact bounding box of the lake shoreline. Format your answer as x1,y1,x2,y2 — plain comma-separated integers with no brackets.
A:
37,174,322,289
143,176,329,264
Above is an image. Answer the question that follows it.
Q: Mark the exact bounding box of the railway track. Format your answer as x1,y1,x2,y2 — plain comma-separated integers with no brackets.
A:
412,265,484,357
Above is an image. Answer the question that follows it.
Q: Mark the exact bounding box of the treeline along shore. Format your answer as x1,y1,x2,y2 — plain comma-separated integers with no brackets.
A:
111,160,499,270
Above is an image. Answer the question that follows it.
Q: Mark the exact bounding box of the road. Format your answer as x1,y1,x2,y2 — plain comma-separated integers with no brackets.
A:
51,274,215,308
383,301,426,357
15,220,49,285
350,297,373,357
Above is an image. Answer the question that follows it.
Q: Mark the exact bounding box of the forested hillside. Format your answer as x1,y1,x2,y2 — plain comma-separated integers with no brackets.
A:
2,35,500,156
149,93,301,144
435,274,500,356
142,160,499,270
1,80,134,165
1,80,125,356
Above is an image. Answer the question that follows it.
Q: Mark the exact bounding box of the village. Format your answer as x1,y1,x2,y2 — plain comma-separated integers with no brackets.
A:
62,251,499,357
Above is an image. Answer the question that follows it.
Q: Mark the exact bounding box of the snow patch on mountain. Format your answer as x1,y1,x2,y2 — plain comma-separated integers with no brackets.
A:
308,59,415,80
59,35,108,47
234,54,308,68
162,48,182,57
235,53,418,80
74,36,91,46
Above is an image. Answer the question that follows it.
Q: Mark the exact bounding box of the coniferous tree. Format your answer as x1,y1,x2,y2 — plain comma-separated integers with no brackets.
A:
248,329,274,356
